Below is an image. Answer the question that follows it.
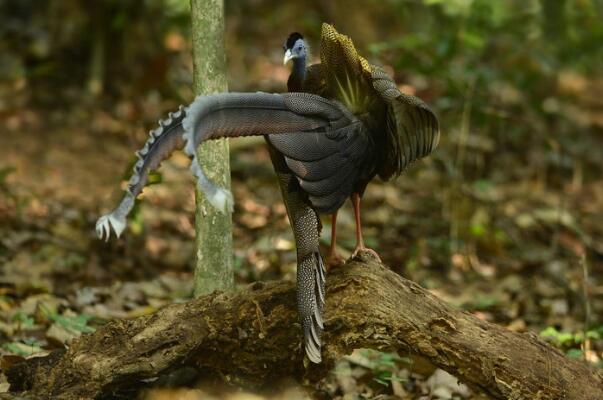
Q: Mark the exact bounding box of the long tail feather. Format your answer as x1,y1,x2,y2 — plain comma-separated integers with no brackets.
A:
97,92,354,240
96,106,186,240
180,92,351,216
297,251,326,363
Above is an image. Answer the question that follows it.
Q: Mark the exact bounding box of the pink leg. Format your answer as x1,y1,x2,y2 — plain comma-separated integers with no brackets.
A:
327,211,344,269
351,193,381,261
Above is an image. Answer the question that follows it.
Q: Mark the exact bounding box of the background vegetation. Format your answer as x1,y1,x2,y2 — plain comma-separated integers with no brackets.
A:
0,0,601,398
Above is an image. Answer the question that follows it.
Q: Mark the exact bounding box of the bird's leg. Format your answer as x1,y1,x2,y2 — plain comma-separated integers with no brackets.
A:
351,193,381,261
327,211,344,269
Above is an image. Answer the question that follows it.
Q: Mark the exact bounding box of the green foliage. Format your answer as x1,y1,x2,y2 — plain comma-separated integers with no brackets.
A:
0,0,191,98
371,0,603,266
0,167,17,207
119,158,163,236
160,0,191,17
11,311,35,329
565,348,584,359
2,339,44,357
50,313,95,334
359,349,411,387
540,325,603,359
541,325,602,344
39,305,95,334
463,295,500,311
0,166,15,187
129,202,145,236
377,0,602,152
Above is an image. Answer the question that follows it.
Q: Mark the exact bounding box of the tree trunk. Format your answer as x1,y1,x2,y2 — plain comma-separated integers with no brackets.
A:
6,256,603,400
189,0,233,296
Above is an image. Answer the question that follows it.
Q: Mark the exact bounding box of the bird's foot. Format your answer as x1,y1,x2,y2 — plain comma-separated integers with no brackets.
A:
326,251,345,271
351,246,381,262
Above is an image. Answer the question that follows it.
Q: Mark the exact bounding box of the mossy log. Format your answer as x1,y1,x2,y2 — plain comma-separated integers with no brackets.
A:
7,256,603,399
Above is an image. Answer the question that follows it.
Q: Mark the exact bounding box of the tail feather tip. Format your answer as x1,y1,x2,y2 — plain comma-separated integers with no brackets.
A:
305,339,322,364
207,187,234,214
303,315,323,364
95,212,126,242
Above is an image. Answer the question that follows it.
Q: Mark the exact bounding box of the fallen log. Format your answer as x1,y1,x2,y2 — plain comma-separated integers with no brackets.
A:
7,255,603,399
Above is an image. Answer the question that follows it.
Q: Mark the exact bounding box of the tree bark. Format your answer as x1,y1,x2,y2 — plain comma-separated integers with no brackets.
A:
7,256,603,400
190,0,233,296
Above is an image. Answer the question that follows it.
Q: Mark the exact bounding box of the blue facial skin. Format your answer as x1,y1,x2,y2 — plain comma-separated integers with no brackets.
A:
283,34,308,66
284,33,308,90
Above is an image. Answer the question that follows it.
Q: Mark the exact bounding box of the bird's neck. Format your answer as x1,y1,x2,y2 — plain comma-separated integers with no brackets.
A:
288,57,306,92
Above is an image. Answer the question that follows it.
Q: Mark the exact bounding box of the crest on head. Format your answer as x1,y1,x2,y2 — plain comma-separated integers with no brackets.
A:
283,32,308,64
285,32,304,50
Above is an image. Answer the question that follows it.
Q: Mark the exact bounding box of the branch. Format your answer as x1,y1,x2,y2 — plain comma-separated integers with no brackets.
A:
7,256,603,399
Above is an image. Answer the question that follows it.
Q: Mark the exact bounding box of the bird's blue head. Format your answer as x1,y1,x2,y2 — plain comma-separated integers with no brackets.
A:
283,32,308,65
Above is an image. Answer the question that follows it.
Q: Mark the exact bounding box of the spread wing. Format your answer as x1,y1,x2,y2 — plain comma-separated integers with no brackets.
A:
319,23,376,114
371,65,440,179
318,24,439,181
271,24,439,213
267,117,371,214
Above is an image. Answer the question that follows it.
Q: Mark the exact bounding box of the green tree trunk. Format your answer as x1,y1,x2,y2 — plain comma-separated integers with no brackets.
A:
190,0,233,296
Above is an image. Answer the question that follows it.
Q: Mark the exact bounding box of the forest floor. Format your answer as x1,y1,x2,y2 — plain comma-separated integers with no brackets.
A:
0,81,602,400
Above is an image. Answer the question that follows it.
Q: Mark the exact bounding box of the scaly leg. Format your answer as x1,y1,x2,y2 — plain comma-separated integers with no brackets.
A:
351,193,381,261
327,211,344,269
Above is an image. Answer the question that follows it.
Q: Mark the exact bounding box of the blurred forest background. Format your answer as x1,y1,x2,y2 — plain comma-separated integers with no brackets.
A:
0,0,602,398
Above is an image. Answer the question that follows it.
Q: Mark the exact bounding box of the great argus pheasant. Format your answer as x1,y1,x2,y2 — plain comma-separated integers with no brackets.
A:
95,24,439,364
283,31,364,267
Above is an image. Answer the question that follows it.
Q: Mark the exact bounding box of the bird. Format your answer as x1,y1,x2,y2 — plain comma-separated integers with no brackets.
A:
281,32,346,268
282,31,346,268
280,26,439,269
95,23,439,364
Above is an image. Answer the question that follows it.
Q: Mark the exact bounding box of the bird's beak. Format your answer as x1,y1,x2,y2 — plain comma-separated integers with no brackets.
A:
283,49,294,65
